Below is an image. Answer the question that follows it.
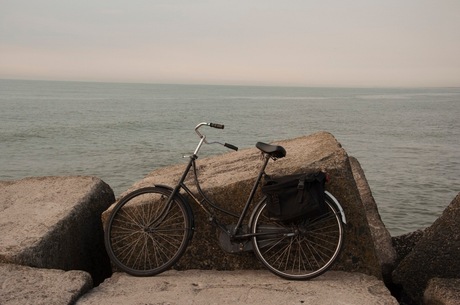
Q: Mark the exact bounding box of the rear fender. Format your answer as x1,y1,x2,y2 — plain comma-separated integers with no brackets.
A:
325,191,347,224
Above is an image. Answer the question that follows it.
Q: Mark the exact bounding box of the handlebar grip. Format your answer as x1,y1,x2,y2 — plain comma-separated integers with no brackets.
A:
209,123,224,129
224,143,238,151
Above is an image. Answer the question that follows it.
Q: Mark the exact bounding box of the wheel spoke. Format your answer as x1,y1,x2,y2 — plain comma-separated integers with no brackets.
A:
251,196,344,280
105,187,191,276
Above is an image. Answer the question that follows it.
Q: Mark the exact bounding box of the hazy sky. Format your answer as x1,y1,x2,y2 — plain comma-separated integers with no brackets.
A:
1,0,459,87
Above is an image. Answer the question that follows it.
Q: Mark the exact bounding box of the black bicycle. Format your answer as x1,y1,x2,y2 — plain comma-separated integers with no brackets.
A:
104,122,346,280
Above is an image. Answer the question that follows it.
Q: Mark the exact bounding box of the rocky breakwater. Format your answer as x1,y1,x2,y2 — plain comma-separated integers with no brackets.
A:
0,176,115,304
0,132,401,305
1,130,456,304
103,131,391,279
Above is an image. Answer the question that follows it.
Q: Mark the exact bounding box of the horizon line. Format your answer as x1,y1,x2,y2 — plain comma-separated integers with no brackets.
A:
1,77,459,90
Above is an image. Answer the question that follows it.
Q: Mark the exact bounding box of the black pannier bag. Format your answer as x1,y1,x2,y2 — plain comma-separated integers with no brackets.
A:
261,171,328,221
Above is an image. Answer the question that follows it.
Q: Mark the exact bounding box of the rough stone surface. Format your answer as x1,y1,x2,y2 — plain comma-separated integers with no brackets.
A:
0,176,115,284
424,278,460,305
392,229,426,267
392,192,460,304
103,132,382,277
76,270,398,305
350,156,396,283
0,263,93,305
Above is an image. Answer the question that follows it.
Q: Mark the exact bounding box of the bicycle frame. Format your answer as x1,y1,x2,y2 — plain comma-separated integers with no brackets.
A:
171,152,271,239
162,122,273,240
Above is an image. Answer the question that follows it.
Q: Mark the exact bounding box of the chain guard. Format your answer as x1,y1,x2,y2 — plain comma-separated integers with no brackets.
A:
217,224,253,253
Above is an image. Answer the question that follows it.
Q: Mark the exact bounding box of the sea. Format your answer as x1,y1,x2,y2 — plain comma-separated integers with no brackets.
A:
1,79,459,236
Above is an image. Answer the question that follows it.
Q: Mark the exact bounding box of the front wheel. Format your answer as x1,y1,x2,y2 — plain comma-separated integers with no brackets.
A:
104,187,193,276
250,193,344,280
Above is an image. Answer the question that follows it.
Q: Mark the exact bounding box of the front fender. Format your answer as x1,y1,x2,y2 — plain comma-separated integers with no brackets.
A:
153,184,196,239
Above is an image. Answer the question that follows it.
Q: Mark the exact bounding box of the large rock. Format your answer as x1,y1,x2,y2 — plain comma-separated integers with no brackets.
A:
76,270,398,305
392,192,460,304
424,278,460,305
103,132,382,277
0,263,92,305
0,176,115,284
350,156,396,283
392,229,425,267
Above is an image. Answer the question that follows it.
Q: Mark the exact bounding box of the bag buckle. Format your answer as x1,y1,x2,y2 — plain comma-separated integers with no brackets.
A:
297,179,305,190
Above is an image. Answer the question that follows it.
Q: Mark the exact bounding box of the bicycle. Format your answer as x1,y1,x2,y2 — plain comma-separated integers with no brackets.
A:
104,122,346,280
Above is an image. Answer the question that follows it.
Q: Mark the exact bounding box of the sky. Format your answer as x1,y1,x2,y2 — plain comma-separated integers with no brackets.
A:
1,0,460,87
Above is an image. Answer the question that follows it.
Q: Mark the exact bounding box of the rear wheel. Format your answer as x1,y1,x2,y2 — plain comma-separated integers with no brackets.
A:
104,187,193,276
250,194,344,280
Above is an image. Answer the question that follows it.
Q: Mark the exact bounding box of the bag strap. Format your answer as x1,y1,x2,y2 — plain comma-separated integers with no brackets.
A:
295,176,306,204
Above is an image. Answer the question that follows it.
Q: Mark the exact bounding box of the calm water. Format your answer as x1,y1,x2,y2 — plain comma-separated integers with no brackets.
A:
1,79,459,236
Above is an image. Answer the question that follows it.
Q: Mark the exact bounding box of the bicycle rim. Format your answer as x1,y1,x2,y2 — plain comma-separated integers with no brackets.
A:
105,187,192,276
251,198,344,280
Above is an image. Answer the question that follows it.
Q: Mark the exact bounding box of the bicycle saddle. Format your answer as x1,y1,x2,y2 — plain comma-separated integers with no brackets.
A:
256,142,286,159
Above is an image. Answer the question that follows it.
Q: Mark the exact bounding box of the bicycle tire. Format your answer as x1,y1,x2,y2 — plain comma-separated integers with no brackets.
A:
104,187,193,276
250,192,344,280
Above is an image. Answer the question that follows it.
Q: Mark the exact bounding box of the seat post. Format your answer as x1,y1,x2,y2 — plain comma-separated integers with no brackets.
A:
259,153,271,174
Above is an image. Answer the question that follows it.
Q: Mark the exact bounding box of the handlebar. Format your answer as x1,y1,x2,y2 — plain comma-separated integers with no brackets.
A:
209,122,224,129
194,122,238,152
224,143,238,151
